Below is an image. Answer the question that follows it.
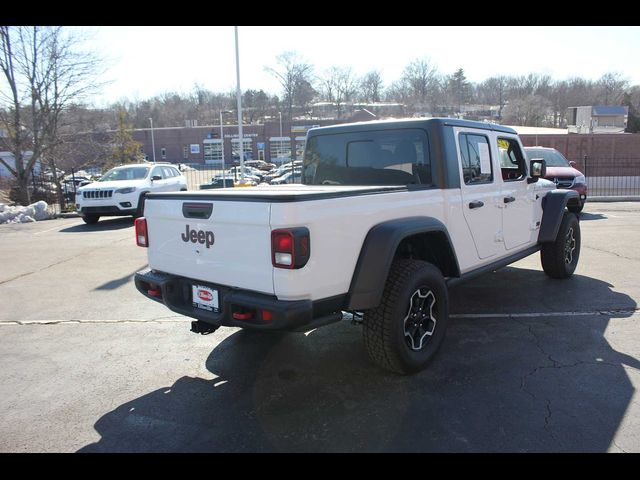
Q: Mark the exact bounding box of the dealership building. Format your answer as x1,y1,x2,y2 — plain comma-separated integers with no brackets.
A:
132,118,349,167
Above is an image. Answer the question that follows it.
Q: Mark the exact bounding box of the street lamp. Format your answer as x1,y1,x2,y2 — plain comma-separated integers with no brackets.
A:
279,111,283,165
149,118,156,163
220,110,232,189
234,26,245,185
279,112,293,182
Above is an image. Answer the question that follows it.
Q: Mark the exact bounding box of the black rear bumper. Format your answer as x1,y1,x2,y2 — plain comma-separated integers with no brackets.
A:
134,269,344,331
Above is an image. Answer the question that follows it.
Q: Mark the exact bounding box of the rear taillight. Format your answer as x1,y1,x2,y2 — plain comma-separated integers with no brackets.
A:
271,228,310,269
135,217,148,247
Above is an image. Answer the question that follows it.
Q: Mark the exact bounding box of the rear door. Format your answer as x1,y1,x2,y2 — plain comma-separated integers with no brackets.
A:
456,128,503,260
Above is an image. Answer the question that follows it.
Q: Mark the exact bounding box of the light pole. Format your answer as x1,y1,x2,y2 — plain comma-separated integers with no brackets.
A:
234,26,245,184
149,118,156,163
219,110,231,189
279,111,283,165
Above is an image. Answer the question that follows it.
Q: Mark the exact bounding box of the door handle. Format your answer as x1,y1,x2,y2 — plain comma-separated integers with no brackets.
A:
503,196,516,204
469,201,484,209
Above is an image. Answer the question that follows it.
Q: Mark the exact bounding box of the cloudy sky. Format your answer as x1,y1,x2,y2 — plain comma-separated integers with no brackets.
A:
77,26,640,106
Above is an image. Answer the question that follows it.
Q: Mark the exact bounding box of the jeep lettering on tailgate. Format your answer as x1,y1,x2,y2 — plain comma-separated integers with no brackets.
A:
181,225,215,248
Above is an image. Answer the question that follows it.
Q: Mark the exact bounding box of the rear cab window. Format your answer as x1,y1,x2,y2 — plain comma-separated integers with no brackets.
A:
303,128,432,187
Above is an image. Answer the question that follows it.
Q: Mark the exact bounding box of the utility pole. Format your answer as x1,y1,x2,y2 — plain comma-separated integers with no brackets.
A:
149,118,156,163
234,26,245,184
220,110,226,188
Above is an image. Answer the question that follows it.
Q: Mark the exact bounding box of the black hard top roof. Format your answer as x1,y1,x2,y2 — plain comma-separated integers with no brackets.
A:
307,117,518,136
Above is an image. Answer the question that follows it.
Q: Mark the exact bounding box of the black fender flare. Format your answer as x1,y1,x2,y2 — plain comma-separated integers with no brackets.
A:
347,216,460,310
538,189,581,243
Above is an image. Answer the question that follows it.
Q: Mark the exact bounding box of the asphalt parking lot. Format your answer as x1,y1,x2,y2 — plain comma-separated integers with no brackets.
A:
1,203,639,452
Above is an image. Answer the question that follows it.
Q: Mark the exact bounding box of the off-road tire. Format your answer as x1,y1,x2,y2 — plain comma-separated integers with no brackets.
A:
82,214,100,224
541,211,581,279
363,259,449,374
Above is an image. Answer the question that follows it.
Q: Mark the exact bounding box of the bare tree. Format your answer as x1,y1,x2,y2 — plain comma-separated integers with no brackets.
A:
0,26,104,206
265,51,314,122
358,70,384,103
502,94,552,127
401,58,439,112
384,78,410,103
319,66,358,119
548,80,568,127
476,76,509,119
597,72,628,105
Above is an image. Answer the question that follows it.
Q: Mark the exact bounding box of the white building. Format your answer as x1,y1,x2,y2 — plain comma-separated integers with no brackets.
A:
567,106,629,134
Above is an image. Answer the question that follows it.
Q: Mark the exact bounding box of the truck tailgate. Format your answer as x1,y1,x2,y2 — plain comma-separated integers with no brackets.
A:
144,196,274,295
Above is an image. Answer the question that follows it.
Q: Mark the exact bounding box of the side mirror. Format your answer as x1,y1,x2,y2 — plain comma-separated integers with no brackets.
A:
569,160,577,168
528,158,546,184
151,175,162,181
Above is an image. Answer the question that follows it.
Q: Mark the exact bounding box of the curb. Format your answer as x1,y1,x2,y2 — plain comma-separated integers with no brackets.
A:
588,196,640,202
57,212,81,218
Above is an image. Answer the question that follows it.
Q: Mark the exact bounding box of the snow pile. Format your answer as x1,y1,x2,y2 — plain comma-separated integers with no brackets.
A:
0,201,53,224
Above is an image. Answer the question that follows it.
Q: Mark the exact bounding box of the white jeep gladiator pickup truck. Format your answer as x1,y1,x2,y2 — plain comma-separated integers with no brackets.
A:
134,118,581,374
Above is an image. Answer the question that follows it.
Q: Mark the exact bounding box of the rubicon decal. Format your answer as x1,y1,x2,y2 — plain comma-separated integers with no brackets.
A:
181,225,215,248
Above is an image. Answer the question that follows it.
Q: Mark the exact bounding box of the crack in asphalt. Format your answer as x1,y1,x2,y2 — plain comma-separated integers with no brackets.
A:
0,233,132,286
0,250,91,286
512,315,640,448
583,245,640,262
514,318,579,446
451,308,639,318
612,440,628,453
543,398,558,443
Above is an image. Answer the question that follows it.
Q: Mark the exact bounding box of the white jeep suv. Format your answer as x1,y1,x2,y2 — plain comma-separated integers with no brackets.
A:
76,163,187,224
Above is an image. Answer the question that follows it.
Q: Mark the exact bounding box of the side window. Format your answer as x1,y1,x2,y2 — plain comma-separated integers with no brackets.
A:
171,167,182,177
458,133,493,184
497,137,526,181
151,167,164,179
162,166,175,178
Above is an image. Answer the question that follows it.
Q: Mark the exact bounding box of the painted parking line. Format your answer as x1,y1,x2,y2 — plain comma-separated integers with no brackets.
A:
451,309,639,318
0,317,189,325
2,310,637,327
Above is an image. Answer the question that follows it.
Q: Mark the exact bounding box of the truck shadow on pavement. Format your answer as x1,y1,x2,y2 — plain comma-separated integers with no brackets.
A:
578,212,608,222
59,217,134,232
79,268,639,452
94,266,148,291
